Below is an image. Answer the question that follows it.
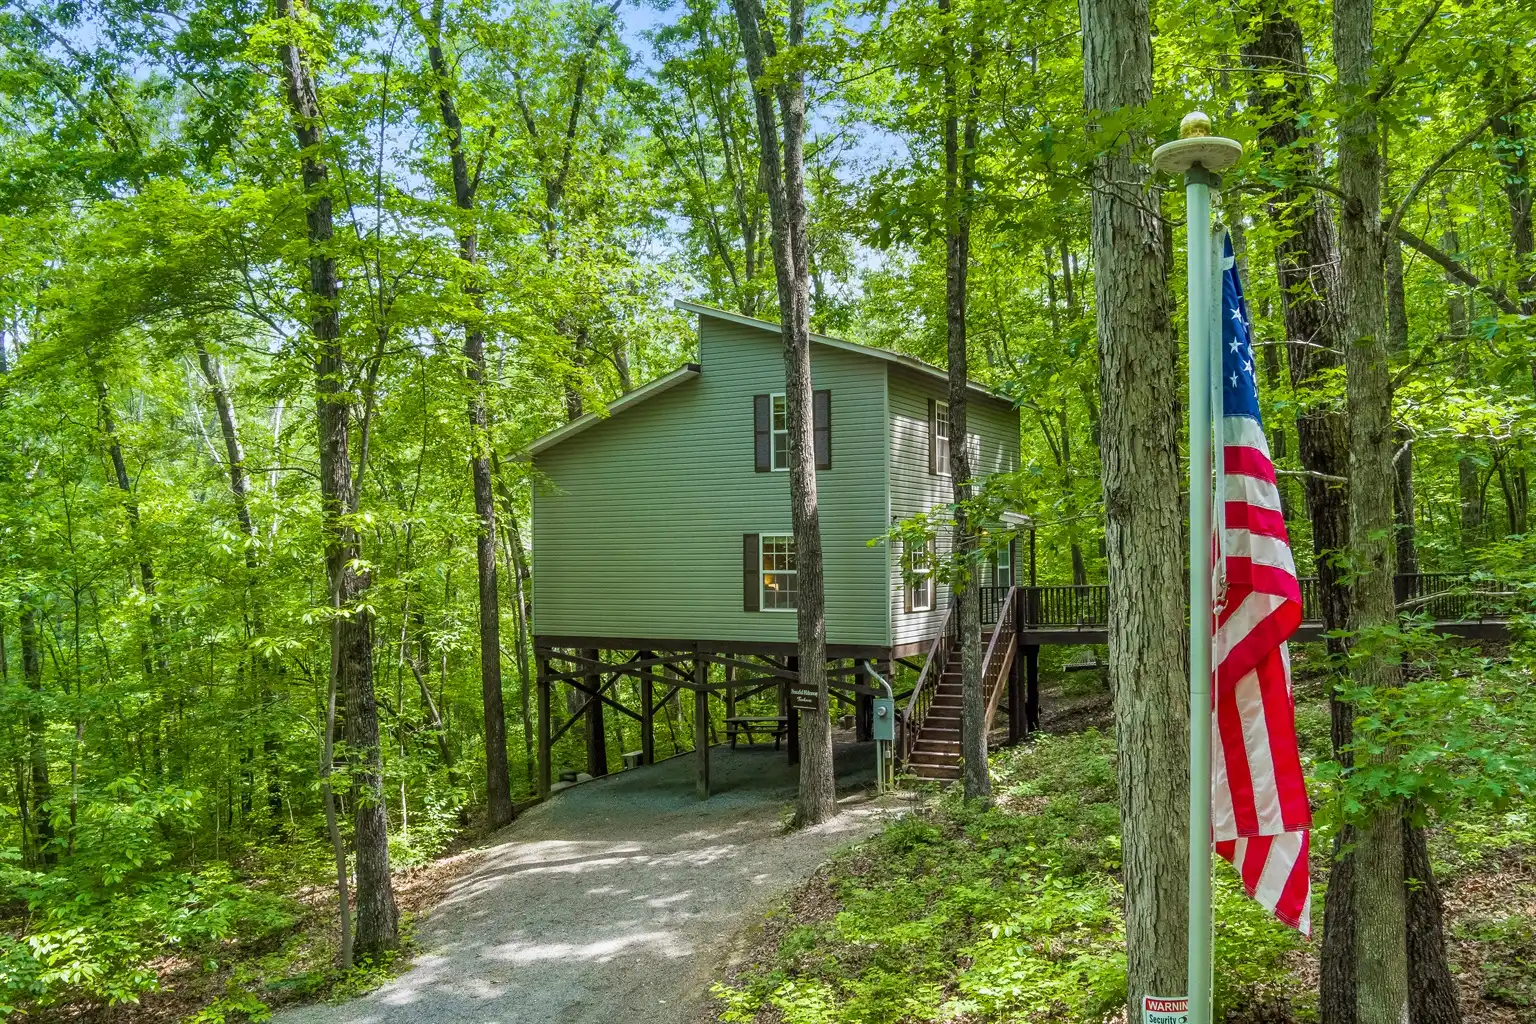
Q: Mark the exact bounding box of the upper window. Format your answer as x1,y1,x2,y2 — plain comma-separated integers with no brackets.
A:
995,541,1012,588
907,538,935,612
934,400,951,475
761,534,798,611
771,394,790,471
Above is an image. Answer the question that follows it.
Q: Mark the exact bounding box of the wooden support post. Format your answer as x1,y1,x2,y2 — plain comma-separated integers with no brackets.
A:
639,649,655,765
724,663,735,720
583,647,607,777
786,655,800,765
537,654,552,799
856,690,873,741
1025,644,1041,732
694,657,710,799
1007,639,1025,744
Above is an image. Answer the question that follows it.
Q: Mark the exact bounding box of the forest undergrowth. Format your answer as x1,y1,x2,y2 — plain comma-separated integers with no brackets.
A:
707,667,1536,1024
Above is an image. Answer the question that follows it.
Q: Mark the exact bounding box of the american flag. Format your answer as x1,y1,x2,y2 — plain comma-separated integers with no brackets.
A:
1210,232,1313,935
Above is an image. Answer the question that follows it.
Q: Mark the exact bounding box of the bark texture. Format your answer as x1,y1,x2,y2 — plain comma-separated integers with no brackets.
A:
942,2,987,802
731,0,835,825
277,0,398,959
1333,0,1408,1020
1079,0,1187,1011
1242,11,1359,1019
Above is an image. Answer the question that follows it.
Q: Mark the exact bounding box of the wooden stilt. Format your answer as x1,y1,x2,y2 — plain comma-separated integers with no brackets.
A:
786,655,800,765
1007,638,1025,744
537,654,552,799
639,649,655,765
856,689,873,741
694,656,710,799
1025,644,1041,732
584,647,607,777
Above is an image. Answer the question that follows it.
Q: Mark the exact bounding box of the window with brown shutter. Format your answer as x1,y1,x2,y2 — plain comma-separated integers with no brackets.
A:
813,389,830,469
753,396,771,471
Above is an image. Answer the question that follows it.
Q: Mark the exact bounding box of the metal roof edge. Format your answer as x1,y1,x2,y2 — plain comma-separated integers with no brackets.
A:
525,363,702,457
673,299,1015,407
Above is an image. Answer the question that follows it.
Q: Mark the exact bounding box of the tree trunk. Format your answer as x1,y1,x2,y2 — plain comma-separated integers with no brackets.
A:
1404,811,1461,1024
731,0,835,826
1080,0,1188,1012
942,2,987,802
1444,214,1483,549
20,599,53,866
1242,11,1358,1019
1333,0,1409,1020
418,3,513,829
276,0,398,959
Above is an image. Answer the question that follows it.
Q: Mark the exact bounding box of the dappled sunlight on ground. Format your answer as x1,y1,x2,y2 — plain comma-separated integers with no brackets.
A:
275,735,901,1024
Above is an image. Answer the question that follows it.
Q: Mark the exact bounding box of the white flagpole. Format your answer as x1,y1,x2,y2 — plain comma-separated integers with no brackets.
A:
1151,112,1241,1024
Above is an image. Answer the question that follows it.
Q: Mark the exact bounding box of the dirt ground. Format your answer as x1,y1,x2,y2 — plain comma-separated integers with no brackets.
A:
274,735,902,1024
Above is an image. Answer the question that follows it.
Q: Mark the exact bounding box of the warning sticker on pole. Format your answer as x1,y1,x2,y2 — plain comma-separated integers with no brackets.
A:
1143,996,1189,1024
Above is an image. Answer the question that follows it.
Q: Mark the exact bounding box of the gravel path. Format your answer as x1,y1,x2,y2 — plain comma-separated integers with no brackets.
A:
279,738,900,1024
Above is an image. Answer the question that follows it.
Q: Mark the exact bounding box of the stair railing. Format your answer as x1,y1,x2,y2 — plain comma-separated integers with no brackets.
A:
900,600,956,764
980,585,1020,734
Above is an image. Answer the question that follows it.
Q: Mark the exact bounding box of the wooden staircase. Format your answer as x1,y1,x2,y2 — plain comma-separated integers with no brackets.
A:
901,587,1020,783
906,635,983,781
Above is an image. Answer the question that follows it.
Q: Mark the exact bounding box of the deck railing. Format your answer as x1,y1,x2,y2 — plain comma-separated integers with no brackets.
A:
986,572,1514,630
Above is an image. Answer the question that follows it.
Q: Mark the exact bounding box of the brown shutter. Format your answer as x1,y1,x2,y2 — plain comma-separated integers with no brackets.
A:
743,533,760,611
754,395,771,471
813,389,831,469
927,398,938,475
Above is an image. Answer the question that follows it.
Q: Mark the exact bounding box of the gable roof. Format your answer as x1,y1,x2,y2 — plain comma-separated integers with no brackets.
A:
524,302,1018,458
526,363,701,457
676,300,1016,407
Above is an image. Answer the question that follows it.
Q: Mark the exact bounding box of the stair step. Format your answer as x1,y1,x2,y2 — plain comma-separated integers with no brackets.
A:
909,752,960,766
909,764,962,780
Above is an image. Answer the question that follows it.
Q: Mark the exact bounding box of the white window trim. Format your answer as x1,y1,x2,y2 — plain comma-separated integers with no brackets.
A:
770,393,789,472
908,538,935,613
934,400,951,477
760,532,797,612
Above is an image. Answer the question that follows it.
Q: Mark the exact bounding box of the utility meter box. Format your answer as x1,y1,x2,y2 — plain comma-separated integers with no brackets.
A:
872,698,895,742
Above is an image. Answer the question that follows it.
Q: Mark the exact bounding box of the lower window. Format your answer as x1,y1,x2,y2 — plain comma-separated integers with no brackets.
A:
908,538,934,612
761,534,798,611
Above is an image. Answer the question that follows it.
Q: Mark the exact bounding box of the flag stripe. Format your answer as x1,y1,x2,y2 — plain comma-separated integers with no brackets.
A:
1213,231,1311,938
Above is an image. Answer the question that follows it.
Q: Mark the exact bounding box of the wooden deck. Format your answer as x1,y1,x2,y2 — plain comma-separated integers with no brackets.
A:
978,571,1516,645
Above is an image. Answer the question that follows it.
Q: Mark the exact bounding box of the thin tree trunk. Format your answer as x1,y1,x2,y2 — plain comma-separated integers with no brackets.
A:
1443,212,1483,549
20,599,53,866
941,0,985,802
322,644,353,968
276,0,398,959
731,0,835,826
417,1,513,829
1080,0,1188,1012
193,341,281,820
1333,0,1409,1020
1242,12,1358,1019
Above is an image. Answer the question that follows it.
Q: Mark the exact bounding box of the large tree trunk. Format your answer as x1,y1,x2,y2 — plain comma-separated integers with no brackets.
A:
418,3,513,829
1333,1,1409,1021
1242,11,1357,1019
1079,0,1188,1012
942,2,986,802
277,0,398,960
731,0,836,826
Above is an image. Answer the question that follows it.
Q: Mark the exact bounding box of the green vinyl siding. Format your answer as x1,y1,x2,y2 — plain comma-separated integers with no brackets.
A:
532,316,891,646
888,366,1021,648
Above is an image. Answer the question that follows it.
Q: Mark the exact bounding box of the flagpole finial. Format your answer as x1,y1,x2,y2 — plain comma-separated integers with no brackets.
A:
1151,113,1243,176
1181,111,1213,138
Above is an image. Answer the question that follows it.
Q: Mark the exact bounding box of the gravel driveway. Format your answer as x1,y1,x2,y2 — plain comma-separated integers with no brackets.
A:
279,738,899,1024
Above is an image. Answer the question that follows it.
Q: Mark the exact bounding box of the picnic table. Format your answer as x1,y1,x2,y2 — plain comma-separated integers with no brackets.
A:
725,715,789,750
